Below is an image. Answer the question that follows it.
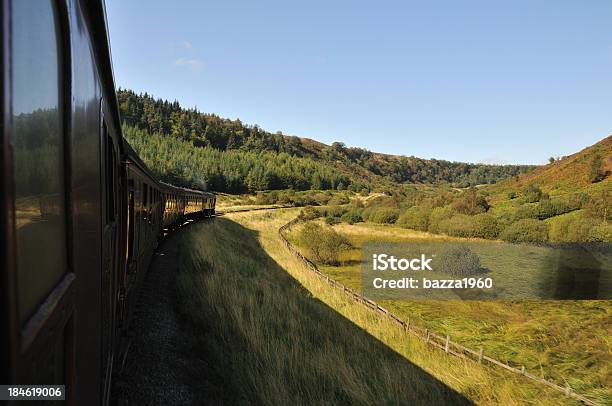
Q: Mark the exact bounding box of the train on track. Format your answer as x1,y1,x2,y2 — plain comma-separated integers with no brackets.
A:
0,1,215,404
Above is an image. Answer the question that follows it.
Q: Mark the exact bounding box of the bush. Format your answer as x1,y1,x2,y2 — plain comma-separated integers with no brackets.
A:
514,204,539,220
255,191,277,205
369,208,400,224
350,198,365,209
522,184,546,203
452,187,490,215
340,210,363,224
397,206,431,231
548,215,574,243
299,223,351,265
299,207,321,221
437,245,482,276
325,216,340,225
428,206,456,234
320,205,348,218
588,154,605,183
535,199,573,220
471,213,500,239
360,207,374,222
276,191,292,205
328,194,350,205
588,222,612,242
438,214,475,238
500,219,549,243
583,191,611,221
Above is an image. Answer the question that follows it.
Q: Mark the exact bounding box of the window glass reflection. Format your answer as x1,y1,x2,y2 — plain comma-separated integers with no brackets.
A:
11,0,66,324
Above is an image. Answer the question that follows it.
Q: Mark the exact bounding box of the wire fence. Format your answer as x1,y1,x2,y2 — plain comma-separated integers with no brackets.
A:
278,216,602,406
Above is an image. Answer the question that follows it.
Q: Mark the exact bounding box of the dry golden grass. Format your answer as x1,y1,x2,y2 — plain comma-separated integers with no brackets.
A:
287,217,612,404
218,209,579,405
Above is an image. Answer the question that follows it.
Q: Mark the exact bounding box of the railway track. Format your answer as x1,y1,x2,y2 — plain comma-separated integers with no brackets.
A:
111,206,291,404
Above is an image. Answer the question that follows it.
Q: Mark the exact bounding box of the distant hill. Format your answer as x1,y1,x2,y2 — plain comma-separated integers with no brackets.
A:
117,89,535,191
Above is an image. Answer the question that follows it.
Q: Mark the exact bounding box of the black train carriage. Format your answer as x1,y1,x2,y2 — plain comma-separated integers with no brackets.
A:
0,1,215,405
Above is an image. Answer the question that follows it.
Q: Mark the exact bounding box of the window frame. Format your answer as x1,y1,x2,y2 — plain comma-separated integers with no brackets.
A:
2,0,74,354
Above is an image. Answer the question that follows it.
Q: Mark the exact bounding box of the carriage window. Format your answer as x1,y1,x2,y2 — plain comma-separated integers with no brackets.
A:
11,0,66,324
143,184,148,209
105,125,116,223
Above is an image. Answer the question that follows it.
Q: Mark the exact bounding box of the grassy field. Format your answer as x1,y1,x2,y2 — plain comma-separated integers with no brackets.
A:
175,208,582,404
287,220,612,403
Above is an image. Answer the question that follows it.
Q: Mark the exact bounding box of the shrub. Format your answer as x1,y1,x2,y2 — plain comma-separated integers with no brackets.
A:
507,191,517,199
452,187,490,215
298,207,321,221
514,204,539,220
471,213,500,239
299,223,351,265
397,206,431,231
588,222,612,242
583,191,611,221
588,154,605,183
350,199,365,209
320,205,348,218
500,219,549,243
535,199,573,220
328,194,350,205
428,206,456,234
567,192,590,209
522,184,545,203
438,214,475,238
437,245,482,276
325,216,340,225
548,215,574,243
276,191,292,205
369,208,400,224
340,210,363,224
255,191,277,205
360,207,374,222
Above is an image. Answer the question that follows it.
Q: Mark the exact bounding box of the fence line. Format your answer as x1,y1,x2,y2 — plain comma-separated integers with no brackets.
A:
278,217,601,406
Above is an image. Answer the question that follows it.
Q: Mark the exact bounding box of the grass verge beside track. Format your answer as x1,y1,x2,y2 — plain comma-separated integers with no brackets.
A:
176,208,577,404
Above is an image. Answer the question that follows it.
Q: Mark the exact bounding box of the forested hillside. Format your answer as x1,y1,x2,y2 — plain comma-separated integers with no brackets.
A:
124,126,351,193
118,89,535,190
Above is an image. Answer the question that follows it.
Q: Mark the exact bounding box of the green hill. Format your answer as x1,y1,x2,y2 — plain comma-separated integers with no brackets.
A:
118,89,534,192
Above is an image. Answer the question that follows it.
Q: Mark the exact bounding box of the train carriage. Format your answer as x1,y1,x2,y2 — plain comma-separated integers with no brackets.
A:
0,1,215,405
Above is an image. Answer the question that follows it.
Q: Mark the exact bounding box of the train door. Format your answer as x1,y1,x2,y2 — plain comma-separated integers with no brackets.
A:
1,0,76,402
126,178,135,273
119,175,135,328
100,111,120,406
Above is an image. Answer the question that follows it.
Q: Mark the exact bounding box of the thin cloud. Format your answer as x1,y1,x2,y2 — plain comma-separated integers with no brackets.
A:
175,57,204,70
182,41,193,50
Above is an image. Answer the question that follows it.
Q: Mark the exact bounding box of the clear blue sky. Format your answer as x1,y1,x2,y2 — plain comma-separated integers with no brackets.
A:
106,0,612,164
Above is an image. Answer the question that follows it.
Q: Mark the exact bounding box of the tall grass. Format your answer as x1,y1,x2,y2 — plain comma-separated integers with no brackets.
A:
176,218,472,404
288,219,611,404
177,209,575,404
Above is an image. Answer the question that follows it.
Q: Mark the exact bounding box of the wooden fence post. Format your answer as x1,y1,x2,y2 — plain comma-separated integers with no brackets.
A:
425,329,429,343
445,335,450,353
478,347,484,363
